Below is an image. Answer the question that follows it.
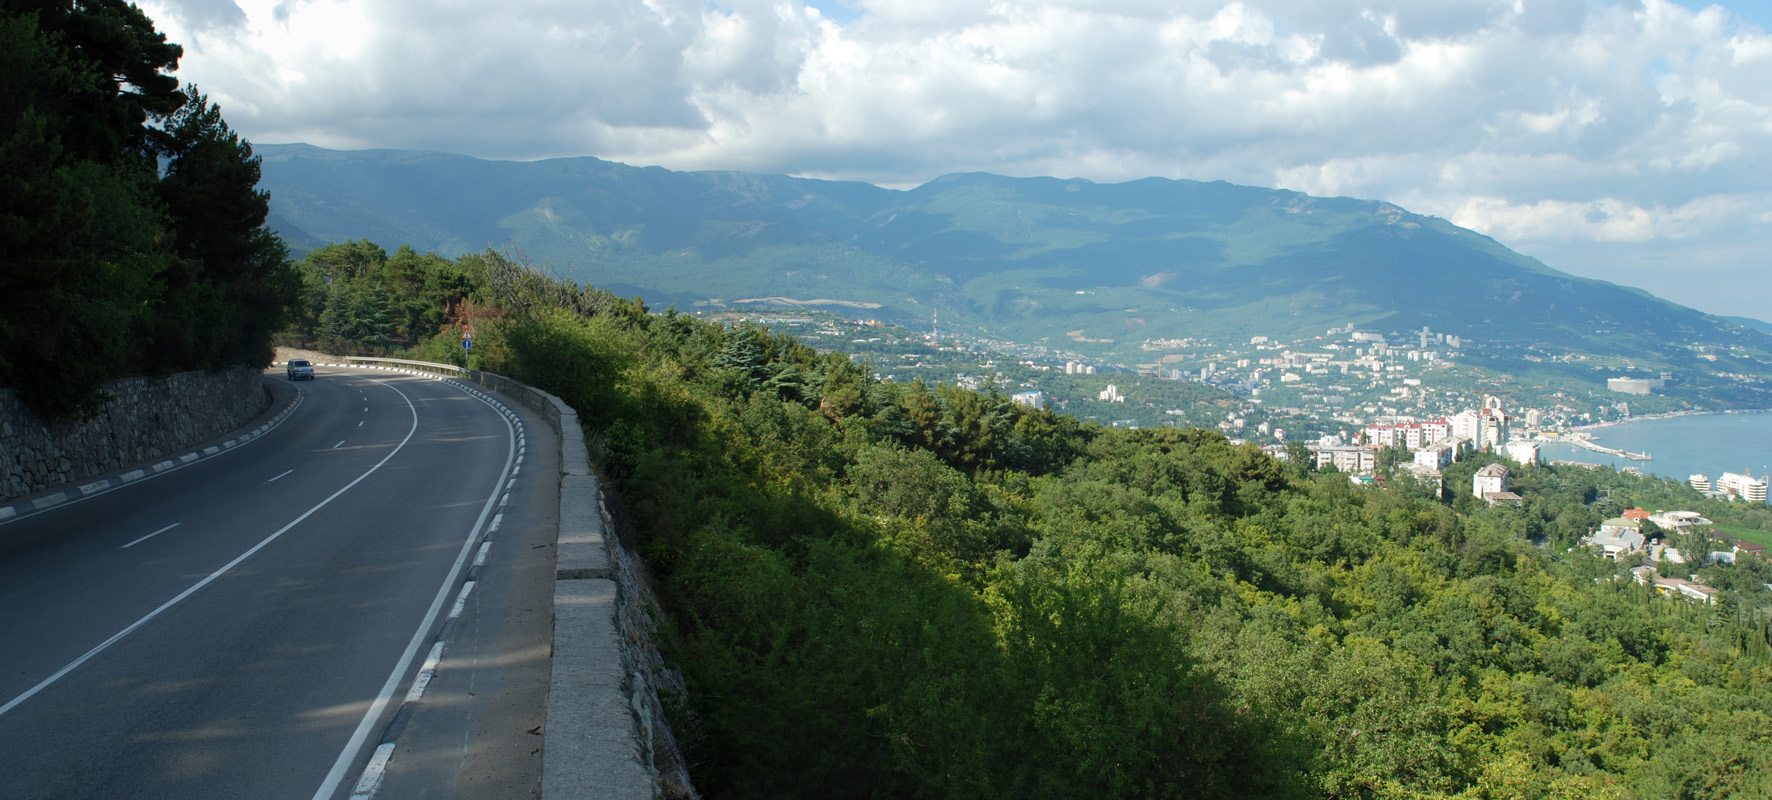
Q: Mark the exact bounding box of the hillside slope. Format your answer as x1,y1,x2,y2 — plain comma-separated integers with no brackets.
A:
257,144,1767,367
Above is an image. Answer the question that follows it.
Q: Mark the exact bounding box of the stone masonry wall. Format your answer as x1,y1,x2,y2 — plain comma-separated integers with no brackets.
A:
0,366,268,502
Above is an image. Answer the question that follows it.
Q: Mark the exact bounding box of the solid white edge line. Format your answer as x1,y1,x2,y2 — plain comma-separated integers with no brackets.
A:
313,378,518,800
0,386,422,721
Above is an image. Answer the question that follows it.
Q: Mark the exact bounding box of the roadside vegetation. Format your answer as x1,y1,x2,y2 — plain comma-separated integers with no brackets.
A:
1,0,297,415
288,240,1772,799
12,0,1772,792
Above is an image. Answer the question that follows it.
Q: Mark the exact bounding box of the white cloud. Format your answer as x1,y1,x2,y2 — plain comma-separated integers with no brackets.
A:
139,0,1772,315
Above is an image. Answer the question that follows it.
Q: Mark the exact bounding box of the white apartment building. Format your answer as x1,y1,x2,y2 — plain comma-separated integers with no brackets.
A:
1414,443,1454,470
1364,418,1453,452
1718,471,1769,503
1451,408,1509,452
1312,445,1376,474
1503,441,1539,466
1473,463,1509,500
1647,511,1712,531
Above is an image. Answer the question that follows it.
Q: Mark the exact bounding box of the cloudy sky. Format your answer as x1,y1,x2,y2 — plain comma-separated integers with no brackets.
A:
138,0,1772,318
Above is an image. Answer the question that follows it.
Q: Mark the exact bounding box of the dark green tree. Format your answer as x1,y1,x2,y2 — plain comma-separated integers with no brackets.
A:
157,85,296,368
0,11,166,412
0,3,294,413
3,0,186,163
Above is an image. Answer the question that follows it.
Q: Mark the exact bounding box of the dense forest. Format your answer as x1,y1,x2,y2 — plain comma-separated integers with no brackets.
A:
298,240,1772,799
13,1,1772,794
0,0,295,415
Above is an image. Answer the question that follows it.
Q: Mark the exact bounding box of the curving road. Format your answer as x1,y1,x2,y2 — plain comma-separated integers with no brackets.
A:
0,366,558,799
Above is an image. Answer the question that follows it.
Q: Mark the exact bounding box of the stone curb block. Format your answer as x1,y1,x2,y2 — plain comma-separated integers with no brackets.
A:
544,579,654,799
558,474,612,582
31,493,67,510
340,356,666,800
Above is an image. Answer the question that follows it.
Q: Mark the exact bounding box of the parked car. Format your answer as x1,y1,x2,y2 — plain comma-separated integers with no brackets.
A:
286,359,315,381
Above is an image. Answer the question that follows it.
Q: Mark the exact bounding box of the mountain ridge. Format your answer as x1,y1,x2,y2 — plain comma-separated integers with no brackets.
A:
255,143,1769,373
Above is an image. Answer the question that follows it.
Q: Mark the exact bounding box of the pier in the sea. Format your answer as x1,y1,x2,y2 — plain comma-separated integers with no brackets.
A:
1554,433,1652,461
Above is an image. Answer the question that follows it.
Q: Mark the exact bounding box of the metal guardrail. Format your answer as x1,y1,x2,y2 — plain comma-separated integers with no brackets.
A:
344,356,466,375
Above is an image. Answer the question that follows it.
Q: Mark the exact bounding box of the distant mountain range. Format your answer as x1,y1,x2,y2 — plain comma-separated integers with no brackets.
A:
257,143,1771,370
1724,316,1772,334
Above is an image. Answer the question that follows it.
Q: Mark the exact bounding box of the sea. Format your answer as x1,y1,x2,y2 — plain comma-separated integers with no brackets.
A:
1536,411,1772,486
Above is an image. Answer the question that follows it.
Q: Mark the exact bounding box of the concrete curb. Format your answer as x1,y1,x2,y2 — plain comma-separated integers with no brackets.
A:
0,378,302,525
326,358,670,800
543,413,658,798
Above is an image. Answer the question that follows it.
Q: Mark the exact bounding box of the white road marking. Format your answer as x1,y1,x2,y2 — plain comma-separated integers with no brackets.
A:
0,386,421,721
314,379,518,800
334,441,347,449
122,523,179,548
266,469,294,483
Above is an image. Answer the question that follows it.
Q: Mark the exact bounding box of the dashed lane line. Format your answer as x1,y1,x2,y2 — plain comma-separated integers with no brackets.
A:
0,385,421,721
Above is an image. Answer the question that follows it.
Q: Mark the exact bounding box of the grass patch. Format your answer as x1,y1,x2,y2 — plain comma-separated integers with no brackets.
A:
1715,523,1772,547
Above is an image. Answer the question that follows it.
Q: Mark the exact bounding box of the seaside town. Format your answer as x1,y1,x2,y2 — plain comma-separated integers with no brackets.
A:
730,311,1770,505
704,309,1772,616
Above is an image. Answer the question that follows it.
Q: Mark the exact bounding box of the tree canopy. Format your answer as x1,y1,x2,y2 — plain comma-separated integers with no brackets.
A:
0,0,295,415
385,251,1772,800
280,238,1772,798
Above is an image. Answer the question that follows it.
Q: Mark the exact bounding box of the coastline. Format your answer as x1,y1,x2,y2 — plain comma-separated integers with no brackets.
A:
1569,407,1772,436
1539,410,1772,486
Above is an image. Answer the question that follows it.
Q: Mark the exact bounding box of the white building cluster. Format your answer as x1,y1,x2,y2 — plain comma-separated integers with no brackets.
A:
1717,471,1769,503
1690,472,1769,503
1288,395,1543,492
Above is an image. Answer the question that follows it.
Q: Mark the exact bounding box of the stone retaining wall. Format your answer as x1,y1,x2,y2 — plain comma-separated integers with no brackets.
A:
0,366,268,502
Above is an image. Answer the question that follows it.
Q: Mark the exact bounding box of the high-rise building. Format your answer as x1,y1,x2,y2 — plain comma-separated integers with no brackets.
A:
1719,472,1769,503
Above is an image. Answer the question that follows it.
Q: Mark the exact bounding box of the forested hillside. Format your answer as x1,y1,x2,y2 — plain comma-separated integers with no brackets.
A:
308,240,1772,799
0,0,295,415
255,143,1772,376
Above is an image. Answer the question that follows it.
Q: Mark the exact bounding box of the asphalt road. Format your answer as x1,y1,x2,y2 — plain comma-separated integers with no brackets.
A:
0,366,558,800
